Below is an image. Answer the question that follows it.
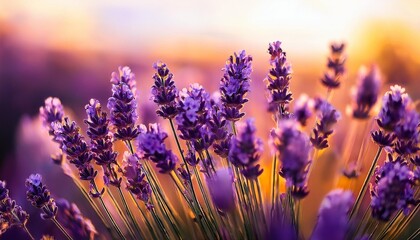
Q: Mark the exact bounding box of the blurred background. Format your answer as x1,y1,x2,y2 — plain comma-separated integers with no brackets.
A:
1,0,420,238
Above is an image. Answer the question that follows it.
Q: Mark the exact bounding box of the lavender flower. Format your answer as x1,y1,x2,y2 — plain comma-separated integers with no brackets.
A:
39,97,64,130
270,120,311,198
208,93,232,159
310,98,340,149
85,99,121,187
265,41,293,118
311,189,354,240
122,152,152,204
0,181,29,234
25,174,58,220
370,161,417,221
207,168,236,212
393,109,420,156
220,50,253,122
293,94,314,126
151,61,179,119
56,199,97,240
351,65,382,119
228,119,264,180
321,42,346,89
137,123,177,173
107,66,140,141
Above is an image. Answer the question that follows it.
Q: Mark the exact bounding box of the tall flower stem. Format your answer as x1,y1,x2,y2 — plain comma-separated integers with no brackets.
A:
23,225,35,240
375,210,401,239
407,227,420,240
117,187,145,239
129,193,159,240
350,146,383,219
92,181,126,240
51,217,73,240
107,188,136,238
270,155,278,217
388,203,419,239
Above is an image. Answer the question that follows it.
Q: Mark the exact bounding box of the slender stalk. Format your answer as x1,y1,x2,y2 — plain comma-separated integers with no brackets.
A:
22,226,35,240
350,146,383,219
388,203,419,239
129,193,158,240
270,154,278,217
375,210,401,239
117,187,145,239
407,228,420,240
51,217,73,240
107,188,136,238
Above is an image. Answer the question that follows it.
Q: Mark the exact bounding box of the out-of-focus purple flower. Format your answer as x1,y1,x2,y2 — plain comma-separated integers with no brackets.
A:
207,168,236,212
85,99,121,187
0,181,29,234
25,174,58,220
107,66,140,141
376,85,411,132
351,65,382,119
371,130,396,148
293,94,314,126
321,42,346,89
137,124,177,174
229,119,264,180
270,120,311,198
56,199,97,240
39,97,64,130
122,153,152,203
410,155,420,167
219,50,253,122
311,189,353,240
393,109,420,156
370,161,417,221
310,98,340,149
265,41,293,119
151,61,179,119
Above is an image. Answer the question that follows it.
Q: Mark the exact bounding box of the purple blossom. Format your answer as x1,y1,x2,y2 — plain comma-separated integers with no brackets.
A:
393,109,420,156
293,94,314,126
270,120,311,198
0,181,29,234
151,61,179,119
107,66,140,141
208,93,232,159
137,124,177,174
25,174,58,220
85,99,121,187
220,50,253,122
371,130,396,148
376,85,411,132
122,153,152,203
207,168,236,212
228,119,264,180
370,161,417,221
265,41,293,118
321,42,346,89
39,97,65,146
56,199,97,240
310,98,340,149
351,65,382,119
311,189,354,240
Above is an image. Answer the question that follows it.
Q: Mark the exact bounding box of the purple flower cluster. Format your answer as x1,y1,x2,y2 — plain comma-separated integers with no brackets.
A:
311,189,354,240
393,109,419,156
151,61,179,119
207,168,236,212
351,65,382,119
85,99,121,187
0,181,29,234
228,119,264,180
137,123,177,174
293,94,314,126
370,160,417,221
220,50,253,122
310,98,341,149
25,174,57,220
321,42,346,89
376,85,411,131
270,120,311,198
39,97,65,130
107,66,140,141
56,199,97,240
265,41,293,118
207,95,232,158
122,153,152,206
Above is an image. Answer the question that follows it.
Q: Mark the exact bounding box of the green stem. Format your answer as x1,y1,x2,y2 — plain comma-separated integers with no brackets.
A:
23,226,35,240
117,187,145,239
107,188,136,238
129,193,160,240
270,155,278,218
51,217,73,240
407,228,420,240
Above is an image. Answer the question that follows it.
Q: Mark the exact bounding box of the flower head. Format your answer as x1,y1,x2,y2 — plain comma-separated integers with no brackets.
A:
25,174,58,219
207,168,236,212
220,50,253,121
376,85,411,131
122,153,152,203
310,98,340,149
0,181,29,234
151,61,179,119
293,94,314,126
321,42,346,89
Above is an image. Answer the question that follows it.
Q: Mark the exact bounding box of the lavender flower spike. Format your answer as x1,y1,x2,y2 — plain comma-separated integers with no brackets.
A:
0,181,30,234
321,42,346,89
265,41,293,118
351,65,382,119
122,152,152,205
25,174,58,220
137,123,177,174
311,189,354,240
39,97,64,129
56,199,97,240
270,120,311,198
207,168,236,212
293,94,314,126
152,61,179,119
311,98,341,149
220,50,253,122
228,118,264,180
107,66,140,141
